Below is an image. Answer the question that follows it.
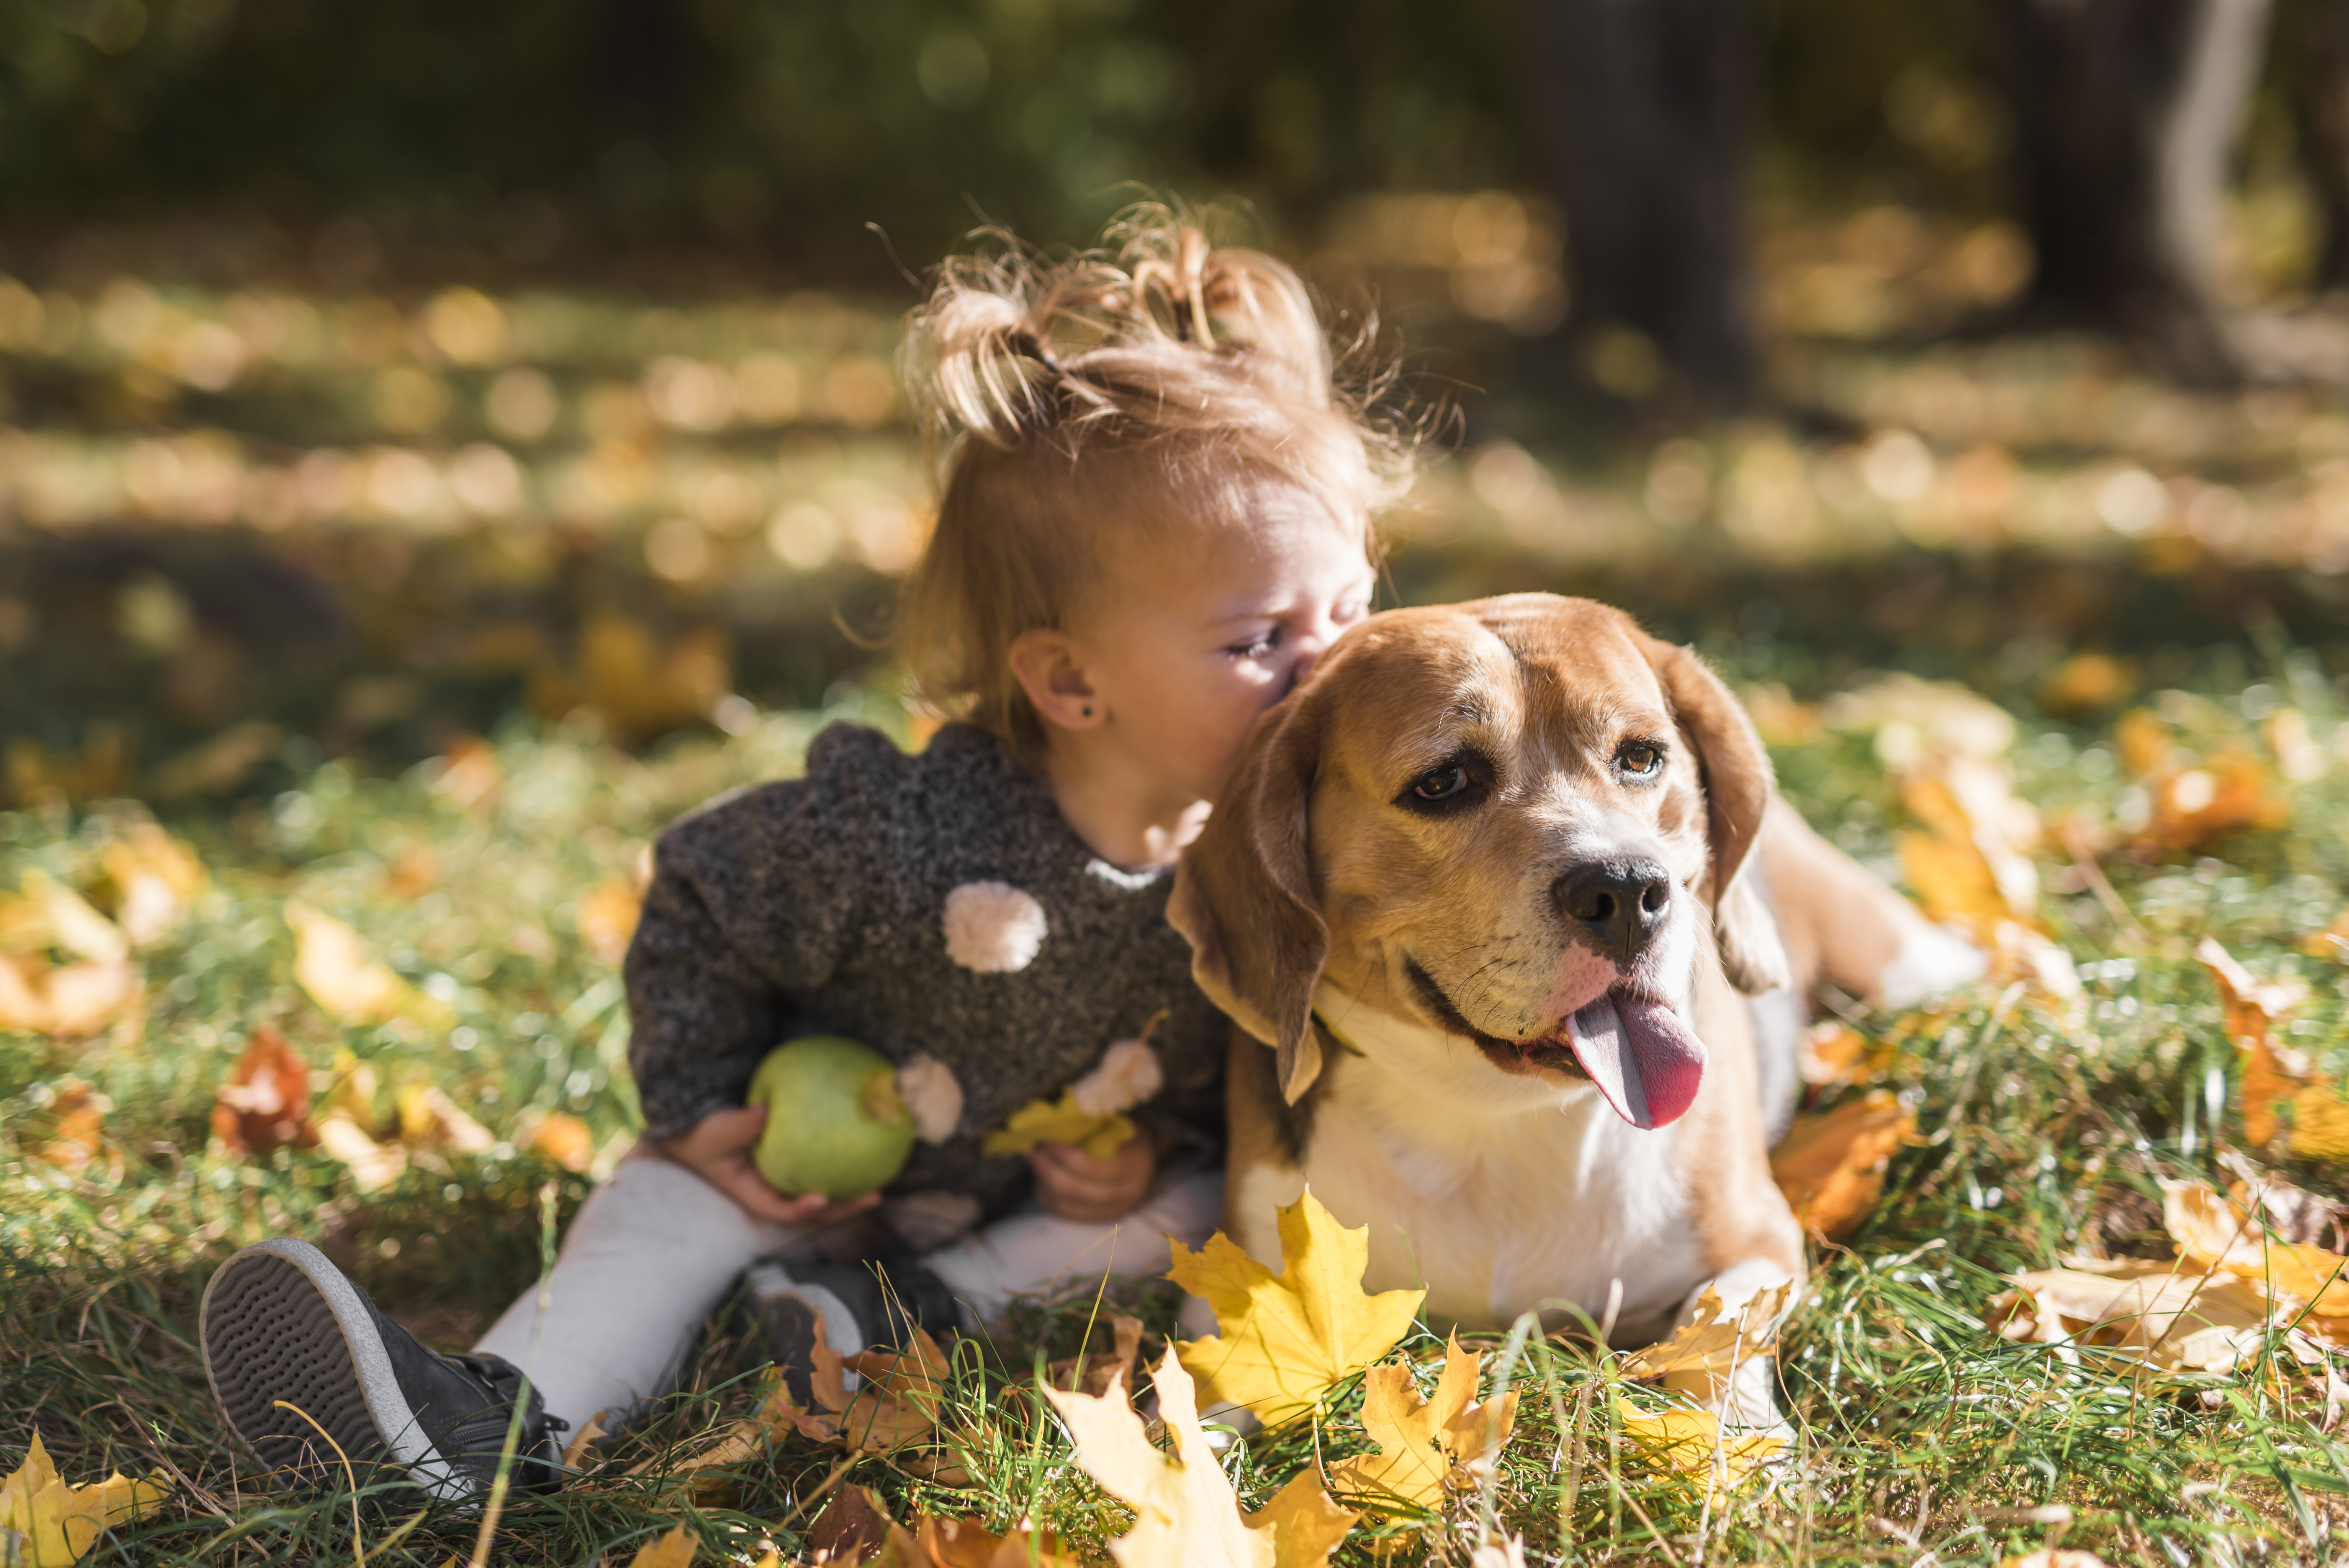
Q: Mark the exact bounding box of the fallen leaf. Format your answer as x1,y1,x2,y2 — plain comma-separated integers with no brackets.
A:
2305,910,2349,964
211,1026,316,1156
834,1329,955,1452
1167,1189,1426,1424
1797,1022,1889,1088
23,873,129,966
0,1430,170,1568
914,1514,1084,1568
1986,1256,2274,1373
625,1522,696,1568
287,902,450,1028
23,1080,108,1176
2136,753,2287,856
95,823,208,949
1044,1347,1357,1567
982,1091,1136,1161
431,737,502,815
559,1414,607,1470
316,1112,407,1192
1769,1090,1920,1240
394,1084,494,1154
1617,1282,1793,1408
520,1111,594,1172
807,1485,902,1564
2164,1178,2349,1317
1614,1398,1784,1491
1330,1333,1519,1510
2197,937,2336,1158
1048,1312,1145,1396
576,878,644,968
2038,653,2132,717
0,954,140,1038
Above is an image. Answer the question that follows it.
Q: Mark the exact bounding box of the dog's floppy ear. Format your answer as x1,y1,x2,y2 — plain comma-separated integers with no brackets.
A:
1167,689,1330,1103
1647,640,1792,995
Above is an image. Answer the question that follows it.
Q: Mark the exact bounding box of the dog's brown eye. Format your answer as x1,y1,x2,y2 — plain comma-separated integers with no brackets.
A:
1617,742,1664,777
1412,765,1470,801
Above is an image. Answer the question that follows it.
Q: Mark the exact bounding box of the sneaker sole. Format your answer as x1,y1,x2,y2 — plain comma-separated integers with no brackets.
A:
199,1238,467,1500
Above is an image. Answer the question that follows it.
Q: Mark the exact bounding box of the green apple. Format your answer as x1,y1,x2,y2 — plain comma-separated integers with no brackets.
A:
746,1035,915,1199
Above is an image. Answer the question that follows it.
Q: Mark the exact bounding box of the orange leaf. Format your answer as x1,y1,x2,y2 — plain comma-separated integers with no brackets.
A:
522,1111,594,1172
211,1026,316,1157
24,1080,108,1176
1769,1090,1920,1240
2197,938,2312,1149
576,878,644,968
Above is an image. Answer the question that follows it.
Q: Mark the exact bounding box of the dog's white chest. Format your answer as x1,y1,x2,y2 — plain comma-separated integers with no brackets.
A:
1257,1043,1711,1332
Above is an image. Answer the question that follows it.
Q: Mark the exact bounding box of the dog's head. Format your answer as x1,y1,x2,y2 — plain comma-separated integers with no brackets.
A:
1169,592,1789,1130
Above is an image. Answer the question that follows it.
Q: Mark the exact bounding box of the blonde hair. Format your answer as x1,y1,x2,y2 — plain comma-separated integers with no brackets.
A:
897,208,1412,759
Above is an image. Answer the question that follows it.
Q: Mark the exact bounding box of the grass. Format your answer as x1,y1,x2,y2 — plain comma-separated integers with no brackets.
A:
6,650,2349,1567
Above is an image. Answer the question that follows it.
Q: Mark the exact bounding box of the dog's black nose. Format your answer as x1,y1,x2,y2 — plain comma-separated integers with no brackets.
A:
1555,859,1673,964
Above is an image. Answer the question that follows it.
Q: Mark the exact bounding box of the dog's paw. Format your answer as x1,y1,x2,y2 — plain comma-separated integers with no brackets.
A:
1876,920,1988,1009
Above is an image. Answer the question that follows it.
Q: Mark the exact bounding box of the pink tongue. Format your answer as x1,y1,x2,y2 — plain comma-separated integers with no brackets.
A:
1564,993,1707,1129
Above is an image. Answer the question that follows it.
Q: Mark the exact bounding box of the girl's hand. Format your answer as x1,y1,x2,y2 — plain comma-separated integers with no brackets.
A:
655,1104,882,1227
1028,1132,1157,1223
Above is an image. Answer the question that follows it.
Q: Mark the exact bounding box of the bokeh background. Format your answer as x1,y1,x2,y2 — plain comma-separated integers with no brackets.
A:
4,0,2349,797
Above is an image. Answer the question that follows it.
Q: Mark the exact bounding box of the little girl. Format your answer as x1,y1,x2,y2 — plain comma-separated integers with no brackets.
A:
195,214,1409,1497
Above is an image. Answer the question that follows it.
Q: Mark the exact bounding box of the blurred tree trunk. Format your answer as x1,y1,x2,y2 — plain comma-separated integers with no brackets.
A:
2292,0,2349,292
1993,0,2273,380
1514,0,1758,409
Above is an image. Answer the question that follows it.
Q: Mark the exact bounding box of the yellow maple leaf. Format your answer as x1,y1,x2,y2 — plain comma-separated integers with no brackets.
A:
625,1522,697,1568
1330,1333,1518,1510
982,1091,1135,1160
1617,1282,1792,1410
1044,1347,1357,1567
2164,1177,2349,1317
286,902,452,1028
1614,1399,1783,1491
1167,1190,1425,1424
0,1431,170,1568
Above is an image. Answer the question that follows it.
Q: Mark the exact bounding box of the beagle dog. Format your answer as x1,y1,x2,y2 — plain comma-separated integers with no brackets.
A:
1169,593,1981,1427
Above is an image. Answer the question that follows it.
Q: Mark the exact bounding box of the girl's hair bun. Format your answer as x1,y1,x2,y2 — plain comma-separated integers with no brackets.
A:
904,205,1353,454
897,203,1416,759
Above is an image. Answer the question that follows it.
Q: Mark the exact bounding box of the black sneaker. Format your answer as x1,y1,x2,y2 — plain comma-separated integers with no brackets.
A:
200,1237,564,1500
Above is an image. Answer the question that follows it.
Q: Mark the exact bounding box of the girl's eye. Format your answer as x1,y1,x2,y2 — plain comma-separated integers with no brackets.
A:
1617,741,1665,778
1412,765,1470,801
1334,599,1368,625
1227,632,1277,659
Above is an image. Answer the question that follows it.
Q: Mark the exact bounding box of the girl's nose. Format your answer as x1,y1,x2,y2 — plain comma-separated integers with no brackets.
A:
1285,608,1344,686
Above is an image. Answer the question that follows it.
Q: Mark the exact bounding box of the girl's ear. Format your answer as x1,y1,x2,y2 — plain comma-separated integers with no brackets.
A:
1008,628,1103,730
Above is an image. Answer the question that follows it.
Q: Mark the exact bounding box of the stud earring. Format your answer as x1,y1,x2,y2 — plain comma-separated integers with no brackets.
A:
1081,706,1093,718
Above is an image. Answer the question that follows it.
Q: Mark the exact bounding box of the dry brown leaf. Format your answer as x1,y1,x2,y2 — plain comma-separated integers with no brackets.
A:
1329,1333,1519,1511
211,1026,316,1156
806,1485,902,1564
1797,1022,1891,1088
1044,1348,1357,1567
1048,1312,1145,1397
2164,1178,2349,1317
0,1429,171,1568
833,1330,955,1452
1987,1256,2273,1372
1167,1189,1425,1425
1769,1090,1921,1240
625,1522,696,1568
2196,937,2341,1159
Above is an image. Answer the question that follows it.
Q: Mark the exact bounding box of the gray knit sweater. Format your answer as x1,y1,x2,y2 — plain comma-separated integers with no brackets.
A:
623,722,1227,1229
